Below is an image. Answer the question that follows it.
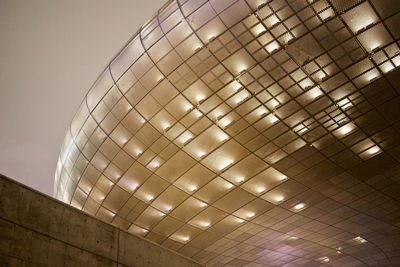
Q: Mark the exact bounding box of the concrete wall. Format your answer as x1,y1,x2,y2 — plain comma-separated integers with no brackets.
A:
0,174,203,267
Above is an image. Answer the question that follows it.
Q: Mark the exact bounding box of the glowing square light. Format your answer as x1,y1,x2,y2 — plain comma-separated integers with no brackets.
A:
217,132,229,142
267,15,280,27
318,256,330,263
196,94,206,103
196,150,206,158
201,221,210,227
269,114,278,123
342,102,353,109
256,186,266,193
218,158,234,171
339,124,353,135
236,176,245,183
276,196,284,202
299,127,308,133
353,236,367,243
150,161,160,169
225,181,234,189
161,122,170,131
270,99,279,107
232,80,242,91
199,201,207,207
293,203,305,210
367,146,380,155
247,212,255,218
252,24,266,36
278,174,287,181
266,42,279,54
188,184,197,192
309,87,322,99
183,103,193,111
219,117,232,128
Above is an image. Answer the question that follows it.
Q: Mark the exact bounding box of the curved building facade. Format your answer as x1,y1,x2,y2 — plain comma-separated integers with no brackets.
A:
55,0,400,265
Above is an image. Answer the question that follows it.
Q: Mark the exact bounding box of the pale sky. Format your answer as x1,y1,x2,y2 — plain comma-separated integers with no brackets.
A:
0,0,165,196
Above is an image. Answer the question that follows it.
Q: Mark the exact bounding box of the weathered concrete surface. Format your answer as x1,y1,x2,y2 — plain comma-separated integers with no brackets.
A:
0,174,203,267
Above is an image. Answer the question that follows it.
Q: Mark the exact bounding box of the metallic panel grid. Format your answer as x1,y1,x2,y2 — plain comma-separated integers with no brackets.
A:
55,0,400,266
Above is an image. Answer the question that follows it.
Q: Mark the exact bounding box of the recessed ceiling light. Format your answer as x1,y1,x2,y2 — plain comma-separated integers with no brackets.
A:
293,203,305,210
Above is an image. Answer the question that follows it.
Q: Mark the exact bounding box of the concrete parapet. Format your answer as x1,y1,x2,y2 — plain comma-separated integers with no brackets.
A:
0,174,203,267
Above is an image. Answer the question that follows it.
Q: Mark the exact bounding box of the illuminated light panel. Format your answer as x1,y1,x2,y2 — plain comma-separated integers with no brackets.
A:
283,33,294,44
145,194,154,201
247,212,255,218
380,62,395,73
278,174,287,181
170,234,190,243
266,42,279,54
183,103,193,112
368,146,380,155
236,217,245,223
219,117,232,128
128,182,139,192
193,109,203,118
299,127,308,133
214,110,224,120
201,221,211,228
236,176,245,183
367,72,378,81
257,107,267,116
268,114,279,123
177,131,193,145
196,150,206,158
270,99,279,107
276,196,284,202
317,71,326,80
370,42,380,52
194,44,202,52
309,87,322,99
300,79,314,89
218,158,234,171
252,24,267,36
255,186,266,194
134,148,143,156
199,201,207,208
150,161,160,169
237,65,247,75
207,34,216,42
338,124,354,135
319,9,333,21
356,18,375,33
217,132,229,142
292,203,306,212
196,94,206,104
393,56,400,67
342,102,353,109
294,203,305,209
161,122,171,131
224,181,234,189
353,236,368,243
232,80,242,91
266,15,280,28
289,236,298,240
187,184,198,192
318,256,330,263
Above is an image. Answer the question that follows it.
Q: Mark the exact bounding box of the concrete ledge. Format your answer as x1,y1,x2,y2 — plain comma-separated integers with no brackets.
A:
0,174,203,267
